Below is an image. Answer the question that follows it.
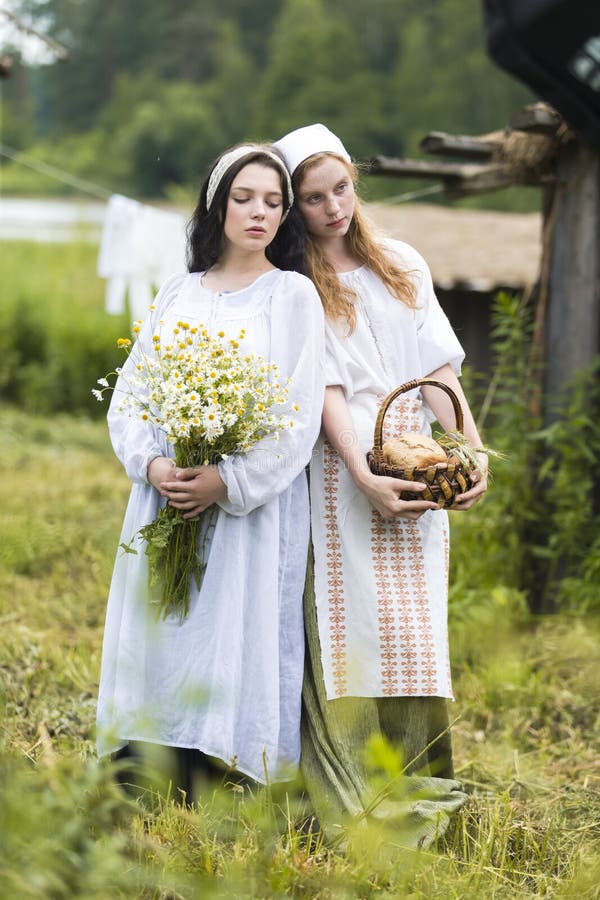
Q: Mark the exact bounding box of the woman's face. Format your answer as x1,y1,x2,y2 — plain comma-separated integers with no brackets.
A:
223,162,284,253
296,156,355,242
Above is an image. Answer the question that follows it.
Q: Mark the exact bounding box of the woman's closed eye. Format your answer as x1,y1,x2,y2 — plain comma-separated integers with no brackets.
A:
232,195,281,208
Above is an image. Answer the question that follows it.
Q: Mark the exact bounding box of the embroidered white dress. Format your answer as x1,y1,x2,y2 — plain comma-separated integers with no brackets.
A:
96,269,325,783
309,240,465,701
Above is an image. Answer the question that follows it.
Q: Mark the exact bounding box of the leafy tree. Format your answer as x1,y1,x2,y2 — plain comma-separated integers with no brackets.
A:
2,0,540,201
29,0,168,133
330,0,401,74
101,76,226,195
1,64,35,148
386,0,533,155
254,0,388,154
205,19,257,147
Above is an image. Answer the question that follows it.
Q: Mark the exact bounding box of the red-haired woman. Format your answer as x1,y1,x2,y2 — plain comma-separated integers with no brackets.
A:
275,124,488,846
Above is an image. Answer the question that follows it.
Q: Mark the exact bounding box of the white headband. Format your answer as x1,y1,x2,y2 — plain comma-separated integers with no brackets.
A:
205,145,294,220
274,124,351,175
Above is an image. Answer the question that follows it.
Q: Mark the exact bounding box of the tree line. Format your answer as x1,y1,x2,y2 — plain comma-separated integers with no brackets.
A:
2,0,533,198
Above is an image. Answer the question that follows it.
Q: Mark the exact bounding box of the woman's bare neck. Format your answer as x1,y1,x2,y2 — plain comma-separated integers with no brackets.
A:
202,250,276,292
316,235,361,273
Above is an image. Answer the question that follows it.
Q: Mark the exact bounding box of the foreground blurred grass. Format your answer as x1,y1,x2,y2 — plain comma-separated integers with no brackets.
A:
1,242,599,896
1,405,598,898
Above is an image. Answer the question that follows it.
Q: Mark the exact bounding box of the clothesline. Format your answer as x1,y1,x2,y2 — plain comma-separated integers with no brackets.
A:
375,183,445,205
0,143,188,321
1,142,446,207
0,143,114,200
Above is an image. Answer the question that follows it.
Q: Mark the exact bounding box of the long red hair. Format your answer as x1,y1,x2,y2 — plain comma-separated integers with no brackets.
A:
293,153,417,331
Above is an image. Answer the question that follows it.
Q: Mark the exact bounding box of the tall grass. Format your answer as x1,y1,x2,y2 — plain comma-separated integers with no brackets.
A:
0,241,129,416
1,245,599,897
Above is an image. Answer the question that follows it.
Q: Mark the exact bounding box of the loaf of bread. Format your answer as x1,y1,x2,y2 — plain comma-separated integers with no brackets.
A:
382,433,447,469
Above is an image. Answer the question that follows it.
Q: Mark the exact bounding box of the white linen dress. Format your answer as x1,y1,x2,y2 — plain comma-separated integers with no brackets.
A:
96,268,325,783
309,239,465,701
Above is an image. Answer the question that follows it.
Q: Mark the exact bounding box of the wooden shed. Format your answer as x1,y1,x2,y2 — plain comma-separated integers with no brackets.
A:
365,201,542,373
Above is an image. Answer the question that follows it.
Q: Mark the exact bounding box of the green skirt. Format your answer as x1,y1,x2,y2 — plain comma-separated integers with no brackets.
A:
300,545,468,849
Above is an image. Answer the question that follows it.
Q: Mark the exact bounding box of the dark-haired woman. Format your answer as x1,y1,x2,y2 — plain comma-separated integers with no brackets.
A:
274,124,488,846
96,144,325,800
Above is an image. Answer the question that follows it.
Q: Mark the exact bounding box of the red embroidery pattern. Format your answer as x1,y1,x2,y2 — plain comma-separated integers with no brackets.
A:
382,396,423,442
370,394,441,696
323,441,347,696
406,523,438,694
442,516,452,692
389,519,419,694
371,510,399,694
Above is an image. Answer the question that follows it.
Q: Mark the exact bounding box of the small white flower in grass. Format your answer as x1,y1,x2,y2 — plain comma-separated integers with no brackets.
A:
97,377,109,387
92,389,103,401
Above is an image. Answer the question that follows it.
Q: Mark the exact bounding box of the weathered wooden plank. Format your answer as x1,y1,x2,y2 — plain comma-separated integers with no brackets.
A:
368,156,473,178
544,143,600,415
420,131,500,159
368,156,512,197
509,104,563,135
443,166,513,198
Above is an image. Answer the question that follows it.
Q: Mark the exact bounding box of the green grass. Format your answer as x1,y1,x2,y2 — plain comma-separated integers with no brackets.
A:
0,241,129,416
1,406,598,898
1,242,598,896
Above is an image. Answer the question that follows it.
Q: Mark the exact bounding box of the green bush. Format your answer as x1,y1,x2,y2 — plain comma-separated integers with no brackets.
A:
449,292,600,617
0,242,129,417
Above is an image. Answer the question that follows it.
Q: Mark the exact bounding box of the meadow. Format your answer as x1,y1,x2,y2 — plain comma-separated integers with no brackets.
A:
1,241,599,898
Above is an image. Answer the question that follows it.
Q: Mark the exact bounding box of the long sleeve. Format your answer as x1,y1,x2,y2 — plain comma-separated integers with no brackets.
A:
217,274,325,516
407,247,464,377
107,273,186,483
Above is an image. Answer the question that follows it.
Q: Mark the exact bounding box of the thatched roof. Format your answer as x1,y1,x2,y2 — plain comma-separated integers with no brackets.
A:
365,201,542,292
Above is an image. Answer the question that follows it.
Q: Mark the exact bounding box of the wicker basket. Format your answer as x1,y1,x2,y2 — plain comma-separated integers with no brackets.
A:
366,378,474,509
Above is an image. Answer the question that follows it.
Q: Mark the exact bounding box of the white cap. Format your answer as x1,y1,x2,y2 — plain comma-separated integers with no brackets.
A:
274,123,351,175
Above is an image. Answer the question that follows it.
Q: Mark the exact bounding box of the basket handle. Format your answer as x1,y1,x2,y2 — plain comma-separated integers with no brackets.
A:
372,379,465,456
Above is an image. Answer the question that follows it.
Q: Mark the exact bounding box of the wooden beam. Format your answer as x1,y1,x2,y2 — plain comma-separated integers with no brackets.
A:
369,156,473,178
444,166,513,197
544,143,600,416
509,104,563,135
368,155,512,198
419,131,500,160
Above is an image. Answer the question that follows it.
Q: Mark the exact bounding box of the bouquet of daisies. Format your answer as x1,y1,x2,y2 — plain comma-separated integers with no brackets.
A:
94,317,295,621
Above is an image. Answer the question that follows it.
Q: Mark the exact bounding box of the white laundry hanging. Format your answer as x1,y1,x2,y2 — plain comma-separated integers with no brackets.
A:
97,194,188,322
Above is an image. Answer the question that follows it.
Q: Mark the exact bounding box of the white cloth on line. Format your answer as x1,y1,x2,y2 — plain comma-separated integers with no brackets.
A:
96,268,326,783
97,194,187,322
309,239,465,701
